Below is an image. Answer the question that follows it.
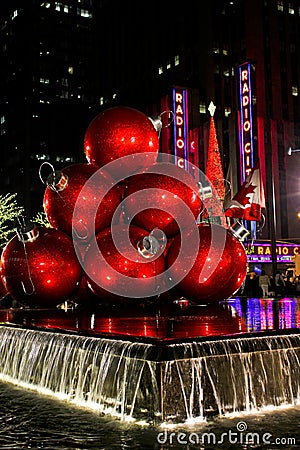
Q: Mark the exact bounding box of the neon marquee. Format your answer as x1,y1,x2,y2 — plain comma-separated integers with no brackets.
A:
246,243,299,263
172,87,188,168
238,62,254,183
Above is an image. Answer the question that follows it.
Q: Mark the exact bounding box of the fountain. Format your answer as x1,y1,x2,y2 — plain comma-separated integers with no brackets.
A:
0,297,300,425
1,105,299,431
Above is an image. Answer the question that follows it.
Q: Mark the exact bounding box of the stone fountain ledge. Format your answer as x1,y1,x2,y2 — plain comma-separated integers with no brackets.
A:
0,319,300,424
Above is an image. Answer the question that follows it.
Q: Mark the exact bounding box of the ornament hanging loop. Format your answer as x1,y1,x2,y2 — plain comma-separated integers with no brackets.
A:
257,212,266,232
73,222,89,241
39,161,68,192
14,216,36,296
222,178,232,197
149,110,174,138
230,220,250,242
160,110,174,128
39,161,56,186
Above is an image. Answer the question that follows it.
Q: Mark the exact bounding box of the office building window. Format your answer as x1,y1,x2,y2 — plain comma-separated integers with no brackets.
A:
77,8,92,18
225,106,231,117
277,0,284,11
199,102,206,114
292,86,298,96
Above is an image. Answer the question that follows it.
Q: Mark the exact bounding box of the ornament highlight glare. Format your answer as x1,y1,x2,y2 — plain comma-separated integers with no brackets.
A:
167,222,248,303
1,223,82,308
83,224,166,301
123,162,203,237
41,162,121,243
84,106,160,180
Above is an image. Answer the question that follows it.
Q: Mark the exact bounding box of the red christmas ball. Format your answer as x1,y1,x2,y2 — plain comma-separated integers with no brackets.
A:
83,106,160,179
43,163,122,243
167,223,248,302
0,259,8,300
1,225,82,308
83,224,166,301
123,162,202,237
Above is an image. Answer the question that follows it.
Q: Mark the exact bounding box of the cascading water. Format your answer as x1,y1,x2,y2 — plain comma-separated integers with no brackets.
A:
0,324,300,425
162,334,300,422
0,326,161,423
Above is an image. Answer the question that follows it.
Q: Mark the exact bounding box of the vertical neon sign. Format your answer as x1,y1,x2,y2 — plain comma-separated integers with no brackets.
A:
238,62,254,183
172,87,188,169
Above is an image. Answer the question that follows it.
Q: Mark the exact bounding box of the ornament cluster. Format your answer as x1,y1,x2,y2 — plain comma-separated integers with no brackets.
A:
0,106,248,308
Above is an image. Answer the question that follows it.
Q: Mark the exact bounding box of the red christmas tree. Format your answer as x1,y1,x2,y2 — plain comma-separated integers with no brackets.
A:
203,102,225,222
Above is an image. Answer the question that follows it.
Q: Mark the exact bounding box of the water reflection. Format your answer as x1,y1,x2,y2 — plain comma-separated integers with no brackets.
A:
1,297,300,340
228,297,300,334
0,380,299,449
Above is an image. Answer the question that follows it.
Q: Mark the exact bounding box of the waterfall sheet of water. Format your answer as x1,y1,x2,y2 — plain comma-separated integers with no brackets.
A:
0,325,300,425
0,326,161,423
162,334,300,423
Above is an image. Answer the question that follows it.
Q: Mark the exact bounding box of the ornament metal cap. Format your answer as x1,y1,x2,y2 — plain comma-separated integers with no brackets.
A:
197,181,213,200
39,162,68,192
230,221,250,241
137,228,166,259
16,218,39,243
148,115,163,134
46,170,68,192
173,296,191,310
148,110,174,136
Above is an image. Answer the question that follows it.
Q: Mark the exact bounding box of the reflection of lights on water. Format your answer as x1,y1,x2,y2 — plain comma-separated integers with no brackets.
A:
279,298,296,329
230,297,299,332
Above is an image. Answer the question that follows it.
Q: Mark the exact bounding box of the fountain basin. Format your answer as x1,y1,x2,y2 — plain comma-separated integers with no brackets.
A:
0,297,299,425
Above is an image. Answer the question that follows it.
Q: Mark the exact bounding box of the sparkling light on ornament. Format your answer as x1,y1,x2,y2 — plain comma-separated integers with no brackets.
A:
0,259,8,300
83,106,160,179
1,224,82,308
167,222,248,302
42,162,121,243
83,224,165,301
123,162,202,237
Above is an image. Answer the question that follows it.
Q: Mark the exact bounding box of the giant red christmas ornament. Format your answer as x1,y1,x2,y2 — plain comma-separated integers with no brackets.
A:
43,163,121,243
1,224,82,308
167,223,248,302
83,224,166,301
0,259,8,300
122,162,202,237
83,106,160,179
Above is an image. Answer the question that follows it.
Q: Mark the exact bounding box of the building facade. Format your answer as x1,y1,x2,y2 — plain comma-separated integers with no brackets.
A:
0,0,299,244
95,0,300,242
0,0,97,215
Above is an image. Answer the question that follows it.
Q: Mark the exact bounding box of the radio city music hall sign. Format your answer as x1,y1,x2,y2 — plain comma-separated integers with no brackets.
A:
239,62,254,182
246,243,300,263
172,87,188,169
